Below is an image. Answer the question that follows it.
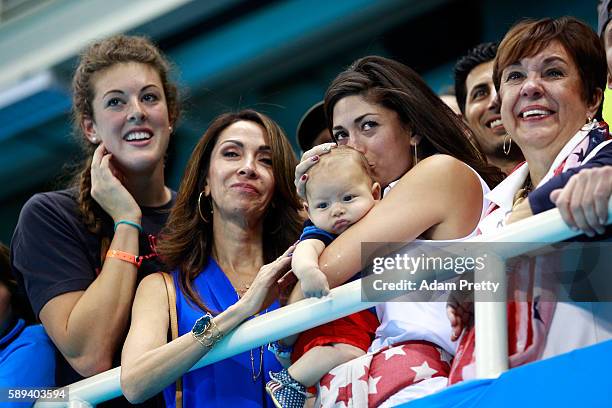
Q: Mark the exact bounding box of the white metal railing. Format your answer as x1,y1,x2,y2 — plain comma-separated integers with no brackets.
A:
469,197,612,378
34,197,612,407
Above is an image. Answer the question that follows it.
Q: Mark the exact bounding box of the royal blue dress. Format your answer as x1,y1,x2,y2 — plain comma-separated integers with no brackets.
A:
163,258,282,408
0,319,56,407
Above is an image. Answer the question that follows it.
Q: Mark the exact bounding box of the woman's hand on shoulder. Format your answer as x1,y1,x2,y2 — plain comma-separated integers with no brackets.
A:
90,143,141,222
238,244,296,316
294,143,336,198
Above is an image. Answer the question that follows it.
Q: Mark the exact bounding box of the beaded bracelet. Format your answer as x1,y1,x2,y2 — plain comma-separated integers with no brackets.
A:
114,220,143,233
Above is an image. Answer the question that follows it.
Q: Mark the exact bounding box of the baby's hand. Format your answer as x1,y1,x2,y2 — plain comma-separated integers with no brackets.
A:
447,291,473,341
300,267,330,298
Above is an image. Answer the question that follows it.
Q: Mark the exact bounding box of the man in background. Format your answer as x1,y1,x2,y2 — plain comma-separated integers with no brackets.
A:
455,42,523,175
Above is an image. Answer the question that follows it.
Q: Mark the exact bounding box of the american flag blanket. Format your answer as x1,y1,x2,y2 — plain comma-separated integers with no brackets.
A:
449,258,557,383
316,340,451,407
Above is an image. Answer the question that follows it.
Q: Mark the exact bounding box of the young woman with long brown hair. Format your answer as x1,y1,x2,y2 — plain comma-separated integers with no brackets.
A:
11,35,180,406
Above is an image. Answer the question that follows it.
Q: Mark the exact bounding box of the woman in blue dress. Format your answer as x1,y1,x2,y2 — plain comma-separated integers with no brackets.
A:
121,110,303,407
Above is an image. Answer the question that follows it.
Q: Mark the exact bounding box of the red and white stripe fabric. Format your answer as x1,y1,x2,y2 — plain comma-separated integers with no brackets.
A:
316,340,451,407
449,258,557,383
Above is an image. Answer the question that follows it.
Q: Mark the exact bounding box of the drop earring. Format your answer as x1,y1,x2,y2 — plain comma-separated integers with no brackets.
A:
197,190,213,223
197,191,209,223
581,115,595,131
503,133,512,155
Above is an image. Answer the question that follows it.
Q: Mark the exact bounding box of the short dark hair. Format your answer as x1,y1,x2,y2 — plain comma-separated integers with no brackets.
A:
494,17,606,119
454,42,498,115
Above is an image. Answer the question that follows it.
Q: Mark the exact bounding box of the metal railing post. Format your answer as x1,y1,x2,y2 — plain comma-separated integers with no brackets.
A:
474,254,508,378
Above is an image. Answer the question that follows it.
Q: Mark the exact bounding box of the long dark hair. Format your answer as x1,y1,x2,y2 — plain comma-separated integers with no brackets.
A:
325,56,505,188
157,110,303,313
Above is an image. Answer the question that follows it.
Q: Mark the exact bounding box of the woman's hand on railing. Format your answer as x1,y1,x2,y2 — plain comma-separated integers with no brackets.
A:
238,244,296,316
294,143,336,198
506,198,533,225
550,166,612,237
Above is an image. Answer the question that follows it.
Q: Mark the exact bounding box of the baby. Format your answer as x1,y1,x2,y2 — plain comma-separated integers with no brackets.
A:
266,146,381,408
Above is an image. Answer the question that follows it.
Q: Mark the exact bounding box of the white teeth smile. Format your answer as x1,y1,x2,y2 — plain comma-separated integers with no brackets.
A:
488,119,503,128
521,109,551,118
125,132,152,141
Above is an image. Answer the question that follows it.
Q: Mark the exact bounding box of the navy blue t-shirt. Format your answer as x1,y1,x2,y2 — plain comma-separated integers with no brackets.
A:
528,140,612,241
10,188,173,405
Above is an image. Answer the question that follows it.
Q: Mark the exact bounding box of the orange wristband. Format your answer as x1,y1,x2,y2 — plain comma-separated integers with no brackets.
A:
106,249,142,267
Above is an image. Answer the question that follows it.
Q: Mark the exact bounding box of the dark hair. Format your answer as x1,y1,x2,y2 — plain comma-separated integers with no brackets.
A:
597,0,612,36
454,42,498,114
69,35,181,260
157,110,303,313
325,56,504,188
0,243,10,289
494,17,606,119
0,243,34,323
297,101,327,152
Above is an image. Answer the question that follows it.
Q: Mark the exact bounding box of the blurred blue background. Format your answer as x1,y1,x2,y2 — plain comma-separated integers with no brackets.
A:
0,0,597,243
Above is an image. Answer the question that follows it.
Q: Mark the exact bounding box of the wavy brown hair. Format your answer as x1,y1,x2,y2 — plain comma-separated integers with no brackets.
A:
325,56,505,188
69,35,180,259
157,110,303,313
